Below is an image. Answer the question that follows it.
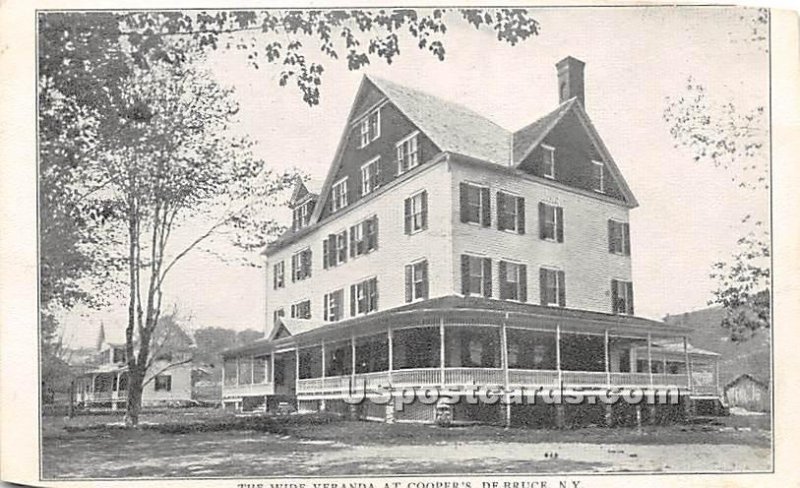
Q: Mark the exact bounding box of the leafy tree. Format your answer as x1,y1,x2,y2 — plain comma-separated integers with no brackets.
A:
662,9,769,341
39,9,541,425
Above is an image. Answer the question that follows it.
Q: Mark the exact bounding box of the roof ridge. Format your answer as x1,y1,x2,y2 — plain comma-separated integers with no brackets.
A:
512,97,576,134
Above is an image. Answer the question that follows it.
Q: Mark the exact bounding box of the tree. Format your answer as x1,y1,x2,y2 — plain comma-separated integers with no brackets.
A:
39,9,541,426
662,9,769,341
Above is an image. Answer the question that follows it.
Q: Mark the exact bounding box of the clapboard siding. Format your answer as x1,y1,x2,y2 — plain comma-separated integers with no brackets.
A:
449,160,632,314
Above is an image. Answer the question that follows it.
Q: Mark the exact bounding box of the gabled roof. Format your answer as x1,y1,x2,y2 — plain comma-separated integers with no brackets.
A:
288,178,317,208
267,317,326,341
368,76,513,166
512,98,576,163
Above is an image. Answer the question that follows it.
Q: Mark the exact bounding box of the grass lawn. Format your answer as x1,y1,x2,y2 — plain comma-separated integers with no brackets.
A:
41,409,772,478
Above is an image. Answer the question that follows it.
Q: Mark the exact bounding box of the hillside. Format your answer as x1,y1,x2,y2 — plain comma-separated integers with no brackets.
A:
664,306,771,387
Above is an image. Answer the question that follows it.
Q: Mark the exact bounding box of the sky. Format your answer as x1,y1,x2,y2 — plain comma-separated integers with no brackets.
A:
60,6,770,348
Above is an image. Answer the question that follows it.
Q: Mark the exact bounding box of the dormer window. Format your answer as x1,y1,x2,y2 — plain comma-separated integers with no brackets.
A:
331,178,348,212
542,145,555,179
397,131,420,175
359,109,381,148
292,200,313,231
361,157,379,196
592,160,605,193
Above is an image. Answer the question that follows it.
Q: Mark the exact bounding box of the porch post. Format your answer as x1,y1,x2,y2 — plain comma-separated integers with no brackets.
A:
351,333,356,382
295,347,300,395
235,357,240,386
439,317,445,386
647,333,653,387
501,314,511,428
715,356,720,394
320,340,326,411
604,329,610,387
555,324,562,385
387,326,393,381
251,355,255,384
663,355,667,376
683,336,692,393
270,353,275,383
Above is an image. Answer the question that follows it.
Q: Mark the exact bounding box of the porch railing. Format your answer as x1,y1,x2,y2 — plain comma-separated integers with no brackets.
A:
222,382,275,399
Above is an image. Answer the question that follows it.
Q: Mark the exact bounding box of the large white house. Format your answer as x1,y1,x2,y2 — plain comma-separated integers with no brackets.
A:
221,56,721,426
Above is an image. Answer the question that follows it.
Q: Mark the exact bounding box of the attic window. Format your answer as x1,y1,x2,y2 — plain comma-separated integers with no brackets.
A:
359,109,381,148
397,131,420,175
331,178,348,212
542,145,555,179
592,160,605,193
292,201,312,230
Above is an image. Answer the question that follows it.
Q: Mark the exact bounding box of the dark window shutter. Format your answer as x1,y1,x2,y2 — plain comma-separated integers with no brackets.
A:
482,258,492,298
627,282,635,315
272,266,277,289
623,223,631,256
481,187,491,227
323,294,329,321
323,240,329,269
556,207,564,243
350,285,356,316
496,192,506,231
608,220,616,253
421,261,429,299
460,254,470,295
350,225,357,257
372,277,379,311
372,216,379,250
336,291,343,320
498,260,507,298
404,197,412,234
305,250,312,277
539,268,547,305
517,197,526,234
404,265,413,303
611,279,619,313
519,265,528,302
328,235,337,266
538,202,546,239
420,191,428,230
557,270,566,307
291,256,297,282
459,183,469,223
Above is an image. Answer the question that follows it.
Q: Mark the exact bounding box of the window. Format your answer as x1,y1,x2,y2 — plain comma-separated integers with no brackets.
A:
396,132,420,174
154,375,172,392
592,160,605,193
331,178,348,212
292,201,313,231
273,261,285,289
538,202,564,242
460,254,492,297
323,230,348,268
611,279,634,315
404,191,428,234
273,308,285,326
497,192,525,233
291,248,312,281
542,145,555,178
405,260,429,302
350,216,378,258
499,261,527,302
323,289,344,322
112,347,125,364
359,109,381,148
608,219,631,256
291,300,311,319
361,157,379,196
459,183,491,226
539,267,566,307
351,277,378,316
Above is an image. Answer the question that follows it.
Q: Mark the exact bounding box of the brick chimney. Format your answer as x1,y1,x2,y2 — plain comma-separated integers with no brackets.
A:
556,56,585,107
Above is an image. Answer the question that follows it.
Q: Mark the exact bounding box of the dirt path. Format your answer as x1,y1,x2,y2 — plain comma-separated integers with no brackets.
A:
316,441,772,473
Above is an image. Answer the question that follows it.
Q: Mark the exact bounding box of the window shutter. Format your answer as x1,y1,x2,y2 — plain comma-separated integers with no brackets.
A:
496,192,506,231
608,220,615,253
323,294,329,321
498,260,507,298
556,207,564,243
421,261,429,299
328,235,336,266
371,216,379,250
372,278,379,311
519,265,528,302
404,197,412,234
481,187,491,227
538,202,546,239
305,250,312,277
517,197,526,234
272,266,277,290
291,256,297,282
323,240,329,269
405,265,413,303
623,223,631,256
336,291,343,321
557,270,566,307
420,191,428,230
611,279,619,313
350,225,357,258
350,285,356,316
460,255,470,295
539,268,547,305
482,257,492,298
627,282,635,315
459,183,469,223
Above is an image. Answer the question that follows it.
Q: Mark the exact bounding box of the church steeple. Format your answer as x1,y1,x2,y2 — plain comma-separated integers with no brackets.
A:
96,323,106,351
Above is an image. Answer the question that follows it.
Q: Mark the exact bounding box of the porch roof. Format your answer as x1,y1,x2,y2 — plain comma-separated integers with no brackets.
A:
222,296,691,357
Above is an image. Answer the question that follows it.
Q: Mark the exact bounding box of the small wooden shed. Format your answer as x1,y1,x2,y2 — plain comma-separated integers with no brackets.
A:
723,374,770,412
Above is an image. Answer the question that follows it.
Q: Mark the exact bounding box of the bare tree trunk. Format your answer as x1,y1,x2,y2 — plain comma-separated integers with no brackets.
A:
125,366,144,427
